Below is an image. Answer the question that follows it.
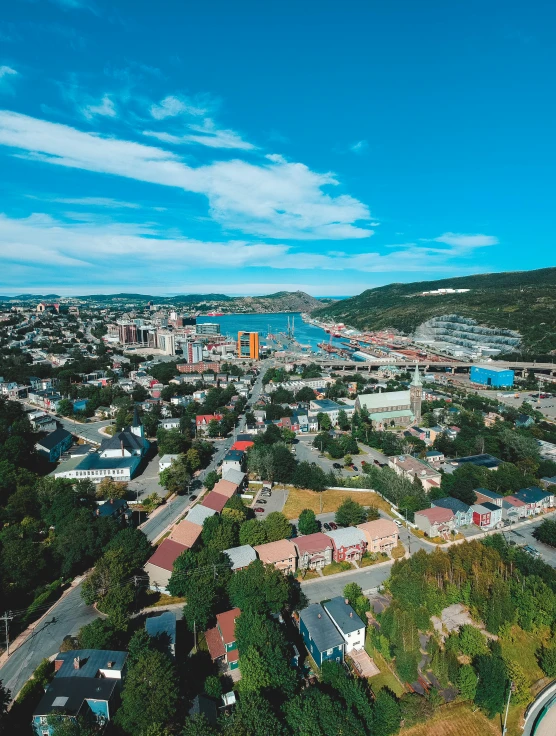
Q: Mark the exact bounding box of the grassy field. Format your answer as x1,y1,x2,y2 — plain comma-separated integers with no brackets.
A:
364,639,405,697
322,561,353,576
499,624,549,686
282,488,391,519
399,701,501,736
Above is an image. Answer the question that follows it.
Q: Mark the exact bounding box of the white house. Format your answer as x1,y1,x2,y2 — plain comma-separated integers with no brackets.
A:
323,596,366,653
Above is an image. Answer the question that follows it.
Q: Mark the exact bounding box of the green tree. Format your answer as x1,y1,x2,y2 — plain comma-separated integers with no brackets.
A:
223,691,285,736
337,408,350,431
77,619,117,650
239,646,272,692
457,663,478,701
539,645,556,677
128,628,153,665
207,419,220,438
204,470,219,491
335,498,367,527
57,398,74,417
239,519,268,546
373,688,401,736
201,514,238,551
159,457,191,495
228,560,290,614
264,511,292,542
474,654,508,717
0,680,10,736
116,650,178,734
399,693,433,728
317,412,331,431
457,624,488,657
182,714,219,736
298,508,319,535
204,675,223,699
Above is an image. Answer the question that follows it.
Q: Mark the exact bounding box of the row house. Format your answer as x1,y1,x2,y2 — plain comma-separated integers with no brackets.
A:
254,539,297,574
357,519,398,554
431,497,473,526
299,603,345,667
205,608,241,674
474,488,503,507
414,507,456,540
195,413,223,434
471,502,503,529
294,533,334,571
514,487,554,515
325,527,367,562
323,597,366,653
502,495,528,523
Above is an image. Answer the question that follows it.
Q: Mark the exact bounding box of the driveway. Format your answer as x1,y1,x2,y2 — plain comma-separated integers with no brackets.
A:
128,454,165,501
253,488,288,518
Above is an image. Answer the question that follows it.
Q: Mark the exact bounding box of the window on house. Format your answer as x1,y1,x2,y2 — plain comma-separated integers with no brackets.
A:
327,648,333,655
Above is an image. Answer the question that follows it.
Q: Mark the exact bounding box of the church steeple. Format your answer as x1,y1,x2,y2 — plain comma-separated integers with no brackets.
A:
131,405,144,438
410,362,423,425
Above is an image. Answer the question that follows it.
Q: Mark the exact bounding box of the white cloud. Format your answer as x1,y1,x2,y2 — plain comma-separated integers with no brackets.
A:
433,232,499,248
350,140,368,154
0,66,18,94
0,110,373,240
82,95,117,120
149,95,207,120
52,196,141,208
144,115,255,150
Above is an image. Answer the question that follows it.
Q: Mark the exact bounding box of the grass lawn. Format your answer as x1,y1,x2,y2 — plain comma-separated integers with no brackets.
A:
322,561,353,576
295,569,320,581
359,553,388,568
399,701,501,736
391,541,406,559
282,488,392,520
365,640,405,697
499,624,549,686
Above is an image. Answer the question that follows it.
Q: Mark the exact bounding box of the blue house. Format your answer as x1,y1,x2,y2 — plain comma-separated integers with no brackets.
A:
35,427,73,462
431,497,473,526
33,650,127,735
470,365,514,388
299,603,344,667
72,398,89,413
515,414,534,428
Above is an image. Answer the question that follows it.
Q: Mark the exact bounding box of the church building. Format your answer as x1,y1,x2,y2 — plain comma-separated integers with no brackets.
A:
55,407,150,483
354,365,423,430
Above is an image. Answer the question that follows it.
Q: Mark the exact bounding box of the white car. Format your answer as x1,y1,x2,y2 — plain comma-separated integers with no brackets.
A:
394,519,403,527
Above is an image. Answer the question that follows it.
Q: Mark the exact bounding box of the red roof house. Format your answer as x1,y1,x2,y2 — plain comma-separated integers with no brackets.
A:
202,491,229,514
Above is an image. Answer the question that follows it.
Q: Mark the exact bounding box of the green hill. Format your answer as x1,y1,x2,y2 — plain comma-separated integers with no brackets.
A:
314,267,556,356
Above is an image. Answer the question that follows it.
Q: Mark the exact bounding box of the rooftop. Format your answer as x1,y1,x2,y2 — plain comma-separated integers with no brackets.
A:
223,544,257,570
300,604,344,652
53,649,127,678
186,504,217,527
212,479,239,498
357,390,410,410
169,519,203,548
415,507,455,524
36,427,72,450
222,468,246,486
254,538,296,563
454,454,502,469
432,497,471,514
357,518,398,539
145,611,177,651
323,596,365,634
223,449,244,462
34,677,117,717
217,607,241,644
325,526,367,548
294,532,334,555
146,538,187,572
202,491,229,513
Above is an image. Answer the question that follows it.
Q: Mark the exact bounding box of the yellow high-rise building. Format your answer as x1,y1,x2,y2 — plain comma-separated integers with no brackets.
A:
237,331,259,359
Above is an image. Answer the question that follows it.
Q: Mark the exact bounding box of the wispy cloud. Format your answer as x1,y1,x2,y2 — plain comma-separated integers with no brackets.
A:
0,110,373,240
350,139,368,154
0,66,18,94
433,232,499,248
149,95,207,120
51,196,141,208
82,94,117,120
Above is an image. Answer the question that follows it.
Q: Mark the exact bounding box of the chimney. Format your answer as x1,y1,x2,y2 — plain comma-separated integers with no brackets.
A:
349,612,353,618
317,613,321,618
120,440,124,457
73,656,80,670
54,659,63,672
344,598,349,605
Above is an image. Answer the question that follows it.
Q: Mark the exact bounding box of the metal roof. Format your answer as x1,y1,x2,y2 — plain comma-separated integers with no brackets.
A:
36,427,71,450
186,504,217,527
300,604,344,653
323,596,365,635
223,544,257,570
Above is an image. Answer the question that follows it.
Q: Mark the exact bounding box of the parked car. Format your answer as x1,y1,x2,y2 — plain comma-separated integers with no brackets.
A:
329,522,338,530
351,465,358,471
189,495,197,501
524,545,541,558
258,499,267,504
254,507,265,513
394,519,402,527
323,522,331,531
332,462,343,469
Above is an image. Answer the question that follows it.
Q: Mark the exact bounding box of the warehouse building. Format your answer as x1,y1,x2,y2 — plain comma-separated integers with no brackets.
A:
470,365,514,388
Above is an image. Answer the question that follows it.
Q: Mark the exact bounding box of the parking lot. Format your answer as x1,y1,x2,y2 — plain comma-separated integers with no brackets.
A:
504,523,556,567
252,487,289,518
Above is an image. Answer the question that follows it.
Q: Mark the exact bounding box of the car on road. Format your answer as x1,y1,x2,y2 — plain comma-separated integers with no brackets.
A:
254,507,265,513
189,495,197,500
394,519,402,527
258,499,267,504
332,462,343,469
323,522,331,531
523,545,541,558
329,522,338,530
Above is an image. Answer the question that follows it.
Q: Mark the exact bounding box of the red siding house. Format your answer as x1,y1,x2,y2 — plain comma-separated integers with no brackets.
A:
325,527,367,562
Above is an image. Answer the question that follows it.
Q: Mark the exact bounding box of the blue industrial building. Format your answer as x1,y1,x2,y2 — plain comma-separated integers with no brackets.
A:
470,365,514,388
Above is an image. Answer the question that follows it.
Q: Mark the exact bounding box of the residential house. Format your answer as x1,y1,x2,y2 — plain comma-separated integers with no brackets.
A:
325,527,367,563
299,603,344,667
202,491,229,514
29,411,58,433
186,504,217,527
541,476,556,489
309,398,353,427
145,611,177,658
231,440,254,452
35,427,73,462
484,411,503,427
144,538,187,591
223,545,257,571
474,488,504,507
159,454,180,472
515,414,534,428
221,450,245,474
425,450,444,465
33,649,127,736
205,608,241,673
502,495,528,523
169,519,203,549
357,519,398,554
96,498,130,524
212,479,239,499
254,539,297,574
196,414,223,435
323,597,366,653
414,507,456,539
514,487,553,515
222,468,247,490
387,454,442,491
471,502,503,529
160,418,181,430
294,533,334,571
431,497,473,526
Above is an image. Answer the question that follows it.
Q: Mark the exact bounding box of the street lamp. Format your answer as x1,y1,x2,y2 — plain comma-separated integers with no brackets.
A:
502,681,515,736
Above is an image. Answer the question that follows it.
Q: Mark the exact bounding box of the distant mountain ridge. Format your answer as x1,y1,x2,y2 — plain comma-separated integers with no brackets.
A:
314,267,556,355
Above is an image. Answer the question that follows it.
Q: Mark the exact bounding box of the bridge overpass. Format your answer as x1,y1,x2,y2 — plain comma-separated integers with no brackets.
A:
290,358,556,373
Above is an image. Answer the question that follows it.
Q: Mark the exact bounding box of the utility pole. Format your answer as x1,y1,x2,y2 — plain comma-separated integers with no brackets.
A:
404,508,411,555
193,620,197,654
1,611,14,657
502,680,514,735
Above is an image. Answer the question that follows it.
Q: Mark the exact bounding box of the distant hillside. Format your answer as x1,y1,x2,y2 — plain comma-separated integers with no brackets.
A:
235,291,333,313
314,267,556,355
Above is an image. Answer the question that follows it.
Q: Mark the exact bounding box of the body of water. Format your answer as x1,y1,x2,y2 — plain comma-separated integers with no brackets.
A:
196,311,349,355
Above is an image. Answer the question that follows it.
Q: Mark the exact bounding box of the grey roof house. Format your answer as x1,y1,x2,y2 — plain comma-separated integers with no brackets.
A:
223,544,257,571
323,597,366,653
431,497,473,526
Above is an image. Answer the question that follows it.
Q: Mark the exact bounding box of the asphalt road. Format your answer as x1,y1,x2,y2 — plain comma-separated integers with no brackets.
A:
301,562,394,604
0,367,269,699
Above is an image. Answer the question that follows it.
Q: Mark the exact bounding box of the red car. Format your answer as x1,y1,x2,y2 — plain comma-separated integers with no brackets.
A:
254,507,265,513
329,522,338,530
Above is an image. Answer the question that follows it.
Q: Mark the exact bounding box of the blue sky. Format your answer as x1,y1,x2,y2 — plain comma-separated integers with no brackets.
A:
0,0,554,296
